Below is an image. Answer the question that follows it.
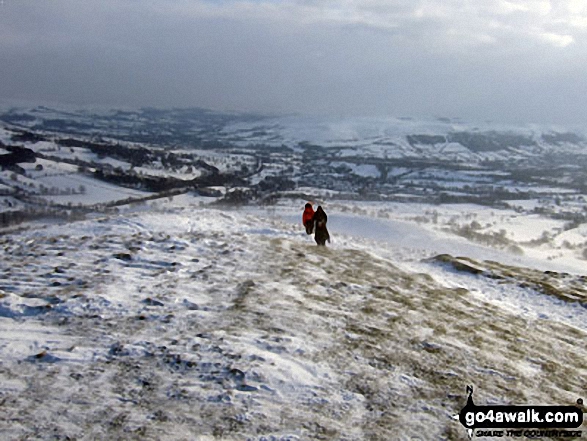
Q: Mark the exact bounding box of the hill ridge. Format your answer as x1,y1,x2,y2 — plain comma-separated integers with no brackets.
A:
1,206,585,439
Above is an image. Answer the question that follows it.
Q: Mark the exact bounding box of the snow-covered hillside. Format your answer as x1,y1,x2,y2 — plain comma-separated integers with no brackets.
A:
1,199,585,440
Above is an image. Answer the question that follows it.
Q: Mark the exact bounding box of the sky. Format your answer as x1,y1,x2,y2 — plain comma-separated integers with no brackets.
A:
0,0,586,124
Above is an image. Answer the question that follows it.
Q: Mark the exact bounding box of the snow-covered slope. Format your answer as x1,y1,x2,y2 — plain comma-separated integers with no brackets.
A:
1,202,585,440
221,114,587,160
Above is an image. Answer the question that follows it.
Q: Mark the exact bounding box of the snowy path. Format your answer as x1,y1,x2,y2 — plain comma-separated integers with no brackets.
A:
0,207,585,440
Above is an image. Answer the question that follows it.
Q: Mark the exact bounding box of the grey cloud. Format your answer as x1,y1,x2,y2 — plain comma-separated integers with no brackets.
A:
0,0,586,124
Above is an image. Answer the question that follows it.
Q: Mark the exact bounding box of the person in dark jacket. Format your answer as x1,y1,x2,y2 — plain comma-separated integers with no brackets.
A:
312,206,330,246
302,202,315,235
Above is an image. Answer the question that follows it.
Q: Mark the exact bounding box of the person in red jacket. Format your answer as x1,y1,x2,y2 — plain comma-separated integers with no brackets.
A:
302,202,315,234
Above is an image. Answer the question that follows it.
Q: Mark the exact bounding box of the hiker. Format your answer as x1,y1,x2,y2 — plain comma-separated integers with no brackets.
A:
302,202,315,235
313,205,330,246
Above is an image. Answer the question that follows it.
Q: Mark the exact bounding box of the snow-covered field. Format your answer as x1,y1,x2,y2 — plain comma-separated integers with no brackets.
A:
1,198,585,440
7,156,153,207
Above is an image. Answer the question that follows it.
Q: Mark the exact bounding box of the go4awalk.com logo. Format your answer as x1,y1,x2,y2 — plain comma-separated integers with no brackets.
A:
453,386,584,438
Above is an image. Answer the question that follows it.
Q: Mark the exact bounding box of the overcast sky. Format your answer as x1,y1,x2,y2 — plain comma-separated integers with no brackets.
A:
1,0,586,124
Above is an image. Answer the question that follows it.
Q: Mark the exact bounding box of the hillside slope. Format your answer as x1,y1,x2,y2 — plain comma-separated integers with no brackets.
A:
0,205,585,440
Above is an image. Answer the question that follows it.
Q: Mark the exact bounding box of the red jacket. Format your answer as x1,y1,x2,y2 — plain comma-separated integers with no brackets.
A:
302,205,315,225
